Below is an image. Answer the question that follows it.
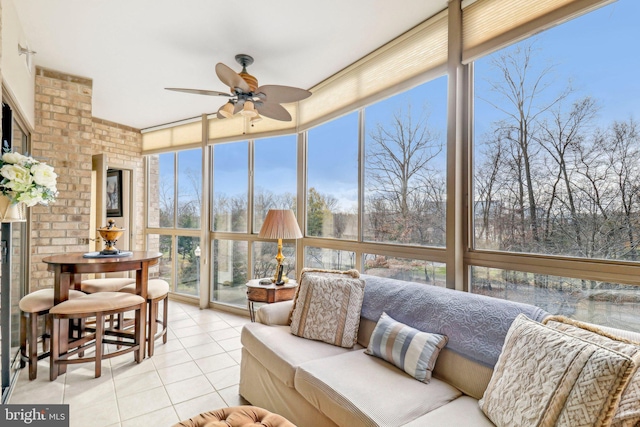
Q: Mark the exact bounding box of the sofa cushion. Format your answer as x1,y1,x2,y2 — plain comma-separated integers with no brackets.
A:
241,323,360,388
360,275,548,367
543,317,640,427
479,314,637,427
290,269,365,348
295,349,462,427
402,396,494,427
365,312,447,383
357,314,494,400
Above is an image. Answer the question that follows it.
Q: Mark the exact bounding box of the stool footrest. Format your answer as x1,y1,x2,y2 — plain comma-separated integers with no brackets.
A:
57,341,97,363
102,338,136,347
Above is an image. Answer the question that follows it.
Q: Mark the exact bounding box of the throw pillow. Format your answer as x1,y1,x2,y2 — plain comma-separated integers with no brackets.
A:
289,269,365,348
479,314,637,427
543,316,640,427
365,312,447,383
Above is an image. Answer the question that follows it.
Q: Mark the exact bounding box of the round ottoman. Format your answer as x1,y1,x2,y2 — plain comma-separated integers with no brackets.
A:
173,405,296,427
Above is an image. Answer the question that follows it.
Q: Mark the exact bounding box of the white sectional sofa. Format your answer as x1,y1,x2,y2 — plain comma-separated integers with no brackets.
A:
240,275,548,427
239,274,558,427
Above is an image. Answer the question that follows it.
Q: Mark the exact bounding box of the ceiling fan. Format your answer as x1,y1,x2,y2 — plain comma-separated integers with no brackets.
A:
166,54,311,122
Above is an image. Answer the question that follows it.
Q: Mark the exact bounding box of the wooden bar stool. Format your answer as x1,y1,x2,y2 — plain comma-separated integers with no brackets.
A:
80,277,136,293
120,279,169,356
49,291,145,380
80,278,137,333
19,289,85,380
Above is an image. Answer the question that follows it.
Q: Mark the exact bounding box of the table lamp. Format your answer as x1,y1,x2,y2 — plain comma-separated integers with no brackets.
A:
258,209,303,285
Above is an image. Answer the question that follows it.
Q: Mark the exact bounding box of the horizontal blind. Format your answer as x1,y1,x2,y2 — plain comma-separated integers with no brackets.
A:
143,9,447,150
462,0,612,63
298,9,448,129
142,120,202,153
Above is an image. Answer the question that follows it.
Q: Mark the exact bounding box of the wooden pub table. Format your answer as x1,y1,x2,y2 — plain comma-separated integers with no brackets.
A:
245,279,298,322
42,251,162,375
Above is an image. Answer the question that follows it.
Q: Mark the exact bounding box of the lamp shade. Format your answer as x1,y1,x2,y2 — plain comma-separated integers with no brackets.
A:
218,102,234,118
250,113,262,124
241,100,258,117
258,209,302,240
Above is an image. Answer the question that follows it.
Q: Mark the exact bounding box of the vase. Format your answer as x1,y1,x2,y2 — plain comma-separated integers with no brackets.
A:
0,195,26,223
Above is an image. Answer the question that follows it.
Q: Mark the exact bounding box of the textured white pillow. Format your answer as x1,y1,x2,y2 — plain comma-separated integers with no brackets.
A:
479,314,638,427
544,317,640,427
289,269,365,348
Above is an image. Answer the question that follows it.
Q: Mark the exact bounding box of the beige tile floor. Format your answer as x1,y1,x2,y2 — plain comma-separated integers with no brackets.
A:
9,301,250,427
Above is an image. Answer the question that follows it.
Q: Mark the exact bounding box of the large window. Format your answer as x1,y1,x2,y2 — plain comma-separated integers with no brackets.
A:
177,149,202,229
364,77,448,247
364,254,445,286
307,113,359,240
305,247,355,271
147,234,172,286
146,149,202,296
470,0,640,329
473,1,640,261
471,267,640,333
212,239,248,305
254,135,297,232
211,137,299,306
213,141,248,232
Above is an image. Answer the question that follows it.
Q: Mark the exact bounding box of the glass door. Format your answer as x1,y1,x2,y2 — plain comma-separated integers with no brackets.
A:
1,102,30,402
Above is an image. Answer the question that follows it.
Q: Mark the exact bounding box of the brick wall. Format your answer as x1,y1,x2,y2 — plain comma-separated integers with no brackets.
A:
30,68,94,289
91,117,144,250
30,67,143,290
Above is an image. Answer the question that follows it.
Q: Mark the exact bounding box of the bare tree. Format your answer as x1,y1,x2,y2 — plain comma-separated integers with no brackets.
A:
537,96,599,255
606,118,640,260
366,103,444,244
480,42,571,244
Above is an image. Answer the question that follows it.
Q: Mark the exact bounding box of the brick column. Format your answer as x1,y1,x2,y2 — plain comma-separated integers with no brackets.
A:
30,67,93,290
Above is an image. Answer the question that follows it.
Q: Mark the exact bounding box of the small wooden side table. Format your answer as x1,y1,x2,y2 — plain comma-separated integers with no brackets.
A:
245,279,297,322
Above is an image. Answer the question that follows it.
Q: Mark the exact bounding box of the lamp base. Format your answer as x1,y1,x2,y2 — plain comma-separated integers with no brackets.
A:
272,276,289,286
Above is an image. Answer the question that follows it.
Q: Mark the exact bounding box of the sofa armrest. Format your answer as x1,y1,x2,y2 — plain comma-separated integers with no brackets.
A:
256,300,294,326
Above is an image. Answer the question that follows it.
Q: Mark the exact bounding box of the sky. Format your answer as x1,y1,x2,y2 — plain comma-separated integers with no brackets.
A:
162,0,639,212
475,0,640,138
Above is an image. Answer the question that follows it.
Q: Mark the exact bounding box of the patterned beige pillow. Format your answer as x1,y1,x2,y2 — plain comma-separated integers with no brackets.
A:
544,317,640,427
479,314,638,427
289,269,365,348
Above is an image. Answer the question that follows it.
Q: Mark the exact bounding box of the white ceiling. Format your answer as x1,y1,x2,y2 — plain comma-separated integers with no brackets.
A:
13,0,447,130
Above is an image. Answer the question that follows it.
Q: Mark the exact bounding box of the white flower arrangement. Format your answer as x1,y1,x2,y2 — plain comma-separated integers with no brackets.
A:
0,152,58,207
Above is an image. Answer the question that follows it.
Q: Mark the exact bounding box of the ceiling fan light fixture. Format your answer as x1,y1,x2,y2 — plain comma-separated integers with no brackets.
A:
167,54,311,123
241,100,258,117
218,102,234,118
250,113,263,124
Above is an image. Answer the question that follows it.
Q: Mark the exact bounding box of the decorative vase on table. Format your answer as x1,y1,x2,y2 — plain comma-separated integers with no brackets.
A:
0,151,58,223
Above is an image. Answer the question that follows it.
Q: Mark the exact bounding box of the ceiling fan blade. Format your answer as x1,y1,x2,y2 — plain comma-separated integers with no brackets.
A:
256,102,292,122
165,88,231,97
215,63,250,93
256,85,311,103
233,101,244,115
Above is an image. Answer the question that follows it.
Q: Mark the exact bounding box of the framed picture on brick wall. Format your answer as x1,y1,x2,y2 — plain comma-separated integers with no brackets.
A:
106,169,123,217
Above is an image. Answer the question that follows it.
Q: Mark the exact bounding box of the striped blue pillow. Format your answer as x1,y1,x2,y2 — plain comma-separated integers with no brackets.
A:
365,312,448,383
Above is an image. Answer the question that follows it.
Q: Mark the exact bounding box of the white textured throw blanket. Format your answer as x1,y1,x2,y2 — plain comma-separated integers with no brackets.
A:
360,275,549,367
